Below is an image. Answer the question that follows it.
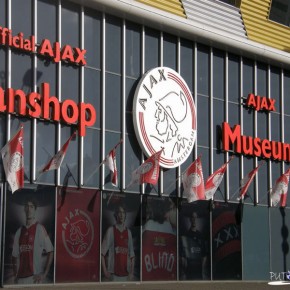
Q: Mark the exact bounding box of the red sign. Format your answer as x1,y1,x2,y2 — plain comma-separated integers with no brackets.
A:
222,122,290,162
0,26,86,66
56,188,100,283
0,82,96,136
245,94,276,112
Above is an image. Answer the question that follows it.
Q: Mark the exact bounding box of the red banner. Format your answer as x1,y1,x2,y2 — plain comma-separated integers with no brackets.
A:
55,188,100,282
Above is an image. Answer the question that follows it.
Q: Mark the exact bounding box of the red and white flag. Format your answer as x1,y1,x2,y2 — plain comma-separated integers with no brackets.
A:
182,156,205,203
239,162,264,200
129,149,163,186
105,148,118,187
205,156,234,200
41,132,76,173
1,126,24,193
270,168,290,207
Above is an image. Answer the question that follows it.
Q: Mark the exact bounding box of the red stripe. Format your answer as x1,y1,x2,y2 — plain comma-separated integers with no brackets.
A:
214,240,241,262
212,211,236,237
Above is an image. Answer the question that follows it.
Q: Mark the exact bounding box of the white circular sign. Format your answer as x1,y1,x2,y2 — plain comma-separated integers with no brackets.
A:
133,67,197,168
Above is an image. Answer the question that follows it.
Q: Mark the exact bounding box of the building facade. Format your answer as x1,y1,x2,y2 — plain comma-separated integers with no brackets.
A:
0,0,289,286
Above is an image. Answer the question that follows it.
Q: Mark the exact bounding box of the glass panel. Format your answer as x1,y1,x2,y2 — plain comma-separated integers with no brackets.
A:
37,56,57,96
163,33,177,70
269,0,290,26
257,112,267,140
12,0,32,36
105,73,121,132
257,160,269,205
61,64,79,103
228,102,239,128
228,54,240,103
163,168,177,197
0,0,6,27
271,113,280,142
271,67,281,113
36,121,56,184
3,186,55,285
257,63,267,97
84,8,101,69
101,192,141,282
212,202,242,280
179,200,210,280
242,157,255,203
37,0,57,43
243,205,270,280
83,128,100,188
228,154,240,200
61,2,79,47
60,126,78,186
197,44,209,96
84,68,101,129
284,72,290,116
145,28,159,71
197,95,209,147
213,49,225,100
243,58,254,96
180,39,194,91
142,196,177,281
106,15,122,74
11,53,32,91
126,21,141,78
125,78,138,134
125,134,141,192
284,115,290,144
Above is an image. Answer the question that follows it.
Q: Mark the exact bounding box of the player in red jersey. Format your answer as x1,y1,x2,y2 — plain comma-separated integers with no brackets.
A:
142,198,177,281
12,199,54,284
101,204,135,281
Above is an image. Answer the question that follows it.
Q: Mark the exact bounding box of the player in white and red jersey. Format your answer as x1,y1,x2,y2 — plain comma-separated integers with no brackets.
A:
101,205,135,281
142,198,177,281
12,199,54,284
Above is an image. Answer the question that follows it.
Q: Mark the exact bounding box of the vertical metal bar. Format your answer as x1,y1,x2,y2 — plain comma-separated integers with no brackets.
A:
56,0,61,186
79,6,85,186
122,19,126,191
101,12,106,190
225,52,229,201
31,0,37,182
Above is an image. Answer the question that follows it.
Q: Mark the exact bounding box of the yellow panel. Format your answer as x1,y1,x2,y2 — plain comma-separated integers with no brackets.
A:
136,0,186,18
240,0,290,52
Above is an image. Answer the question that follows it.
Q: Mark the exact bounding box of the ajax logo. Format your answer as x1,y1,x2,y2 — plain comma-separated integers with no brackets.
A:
133,67,197,168
62,209,94,259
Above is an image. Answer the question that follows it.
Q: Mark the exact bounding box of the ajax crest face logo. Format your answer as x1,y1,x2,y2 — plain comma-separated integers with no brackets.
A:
133,67,197,168
62,209,94,259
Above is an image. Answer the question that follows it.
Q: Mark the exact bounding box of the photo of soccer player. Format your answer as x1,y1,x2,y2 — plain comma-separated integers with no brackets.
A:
142,195,177,281
101,192,141,282
3,186,55,285
179,200,210,280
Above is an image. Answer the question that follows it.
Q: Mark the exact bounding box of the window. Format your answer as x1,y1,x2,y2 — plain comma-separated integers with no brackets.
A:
269,0,290,26
218,0,240,7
